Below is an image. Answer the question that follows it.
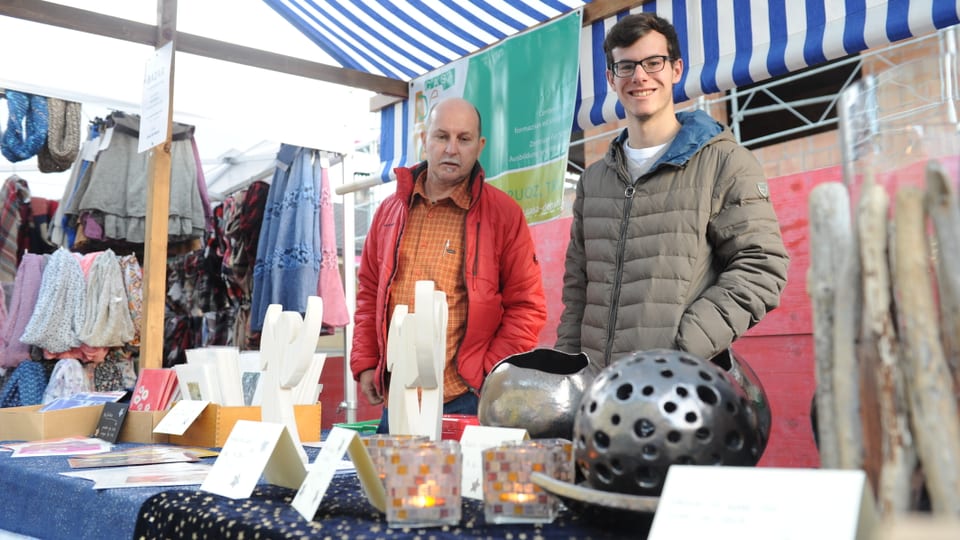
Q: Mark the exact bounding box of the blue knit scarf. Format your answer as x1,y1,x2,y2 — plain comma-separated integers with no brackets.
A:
2,91,48,162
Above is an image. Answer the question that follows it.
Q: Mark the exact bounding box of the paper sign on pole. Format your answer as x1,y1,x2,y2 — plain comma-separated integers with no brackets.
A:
200,420,306,499
649,466,878,540
139,41,172,153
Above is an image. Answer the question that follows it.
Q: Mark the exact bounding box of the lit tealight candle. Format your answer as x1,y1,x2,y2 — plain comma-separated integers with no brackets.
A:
385,441,462,528
407,494,437,508
483,440,569,524
499,492,539,504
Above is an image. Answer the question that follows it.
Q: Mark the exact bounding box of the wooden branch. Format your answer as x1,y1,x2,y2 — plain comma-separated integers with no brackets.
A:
892,187,960,514
834,186,865,471
924,160,960,396
859,182,915,515
807,182,849,469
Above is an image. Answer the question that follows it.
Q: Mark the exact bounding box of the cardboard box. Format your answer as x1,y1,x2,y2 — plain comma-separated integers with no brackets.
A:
0,404,101,441
119,410,169,444
169,403,322,448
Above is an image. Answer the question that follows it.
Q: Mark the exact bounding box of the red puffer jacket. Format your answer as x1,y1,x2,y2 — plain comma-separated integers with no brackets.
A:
351,161,547,393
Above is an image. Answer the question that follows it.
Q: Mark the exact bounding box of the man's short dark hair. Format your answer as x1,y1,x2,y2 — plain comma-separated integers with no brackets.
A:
603,13,682,69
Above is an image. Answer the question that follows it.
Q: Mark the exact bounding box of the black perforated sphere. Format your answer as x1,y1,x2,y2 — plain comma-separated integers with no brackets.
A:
573,349,768,496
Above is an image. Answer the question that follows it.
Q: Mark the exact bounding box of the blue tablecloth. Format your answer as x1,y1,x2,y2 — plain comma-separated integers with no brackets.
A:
0,443,179,540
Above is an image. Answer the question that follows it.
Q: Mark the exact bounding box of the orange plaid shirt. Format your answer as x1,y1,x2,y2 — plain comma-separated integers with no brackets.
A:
387,171,471,402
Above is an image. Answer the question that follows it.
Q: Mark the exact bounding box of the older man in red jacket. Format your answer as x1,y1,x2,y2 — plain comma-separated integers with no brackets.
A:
351,97,547,433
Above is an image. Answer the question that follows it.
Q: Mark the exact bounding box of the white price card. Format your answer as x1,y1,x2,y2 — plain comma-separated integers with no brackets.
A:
459,425,528,500
200,420,306,499
152,400,209,435
292,427,386,520
649,466,877,540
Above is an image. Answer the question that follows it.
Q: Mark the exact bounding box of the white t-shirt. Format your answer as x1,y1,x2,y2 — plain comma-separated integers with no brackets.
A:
623,139,672,179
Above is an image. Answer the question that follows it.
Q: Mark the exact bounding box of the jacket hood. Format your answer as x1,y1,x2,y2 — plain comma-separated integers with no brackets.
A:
607,109,727,174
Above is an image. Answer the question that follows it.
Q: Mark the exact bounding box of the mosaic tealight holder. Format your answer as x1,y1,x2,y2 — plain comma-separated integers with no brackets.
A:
535,438,575,484
361,434,429,484
384,440,462,528
482,439,571,524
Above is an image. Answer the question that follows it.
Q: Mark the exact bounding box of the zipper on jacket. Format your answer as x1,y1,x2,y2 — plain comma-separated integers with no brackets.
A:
380,213,406,392
471,221,480,290
604,183,636,364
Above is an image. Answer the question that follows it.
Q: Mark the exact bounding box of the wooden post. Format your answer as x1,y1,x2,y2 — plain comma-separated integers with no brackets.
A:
892,187,960,515
139,0,177,370
859,181,915,515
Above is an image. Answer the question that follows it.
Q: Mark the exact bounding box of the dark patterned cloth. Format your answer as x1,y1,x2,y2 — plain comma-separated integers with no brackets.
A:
0,360,46,407
133,475,630,540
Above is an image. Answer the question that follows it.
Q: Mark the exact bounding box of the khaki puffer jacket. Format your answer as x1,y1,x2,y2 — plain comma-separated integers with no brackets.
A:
556,110,789,371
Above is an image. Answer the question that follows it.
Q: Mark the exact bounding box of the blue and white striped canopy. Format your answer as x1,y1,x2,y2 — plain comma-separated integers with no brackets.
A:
264,0,960,179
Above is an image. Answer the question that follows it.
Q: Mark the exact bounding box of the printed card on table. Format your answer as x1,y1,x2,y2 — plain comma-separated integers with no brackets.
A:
94,402,129,443
292,426,386,520
459,425,529,500
153,400,209,436
200,420,306,499
648,466,878,540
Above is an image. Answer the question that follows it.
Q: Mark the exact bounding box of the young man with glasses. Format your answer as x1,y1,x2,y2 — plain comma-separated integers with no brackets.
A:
556,13,789,374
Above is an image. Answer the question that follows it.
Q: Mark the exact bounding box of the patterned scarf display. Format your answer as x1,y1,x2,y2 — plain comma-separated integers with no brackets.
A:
37,97,81,172
1,91,48,162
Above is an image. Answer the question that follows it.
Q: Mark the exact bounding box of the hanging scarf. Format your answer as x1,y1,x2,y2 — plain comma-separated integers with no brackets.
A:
1,91,48,163
37,98,81,172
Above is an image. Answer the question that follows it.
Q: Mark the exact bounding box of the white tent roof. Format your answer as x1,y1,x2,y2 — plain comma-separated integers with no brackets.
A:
0,0,380,199
3,1,959,196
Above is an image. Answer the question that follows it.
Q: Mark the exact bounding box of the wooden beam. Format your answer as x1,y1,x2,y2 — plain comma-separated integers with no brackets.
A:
583,0,649,25
0,0,408,98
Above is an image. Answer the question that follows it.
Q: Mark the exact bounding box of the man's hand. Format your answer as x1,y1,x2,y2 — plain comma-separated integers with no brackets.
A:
358,369,384,406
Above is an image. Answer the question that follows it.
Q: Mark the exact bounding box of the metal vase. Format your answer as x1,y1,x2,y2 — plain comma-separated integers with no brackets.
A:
478,348,593,440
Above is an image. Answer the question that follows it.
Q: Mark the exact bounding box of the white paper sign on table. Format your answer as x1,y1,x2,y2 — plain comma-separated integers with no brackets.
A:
153,400,209,435
200,420,306,499
459,424,529,500
649,466,877,540
292,426,387,520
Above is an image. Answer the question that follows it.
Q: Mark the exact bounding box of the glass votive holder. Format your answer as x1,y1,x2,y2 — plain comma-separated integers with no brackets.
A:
482,440,569,524
384,440,462,528
361,434,429,484
535,438,575,484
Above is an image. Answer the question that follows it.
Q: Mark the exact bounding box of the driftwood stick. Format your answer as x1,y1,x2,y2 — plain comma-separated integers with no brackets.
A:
807,182,850,469
892,186,960,515
834,185,865,471
860,182,915,516
924,159,960,396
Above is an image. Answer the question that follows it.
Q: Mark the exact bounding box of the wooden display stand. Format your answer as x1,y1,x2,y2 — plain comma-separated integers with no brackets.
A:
169,403,322,448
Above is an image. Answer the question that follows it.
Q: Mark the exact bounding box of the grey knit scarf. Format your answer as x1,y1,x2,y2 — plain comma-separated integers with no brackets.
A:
37,98,81,172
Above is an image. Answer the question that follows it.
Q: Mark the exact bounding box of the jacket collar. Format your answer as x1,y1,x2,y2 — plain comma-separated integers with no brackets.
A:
395,161,486,206
607,109,727,176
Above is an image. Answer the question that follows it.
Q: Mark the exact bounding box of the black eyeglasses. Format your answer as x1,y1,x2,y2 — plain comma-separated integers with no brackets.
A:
610,55,672,78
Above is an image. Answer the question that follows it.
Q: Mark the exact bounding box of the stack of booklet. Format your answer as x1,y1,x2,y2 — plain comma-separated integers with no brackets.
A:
173,347,326,407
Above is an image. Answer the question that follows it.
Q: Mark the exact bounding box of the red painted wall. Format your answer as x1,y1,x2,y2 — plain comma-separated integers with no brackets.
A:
321,165,840,468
